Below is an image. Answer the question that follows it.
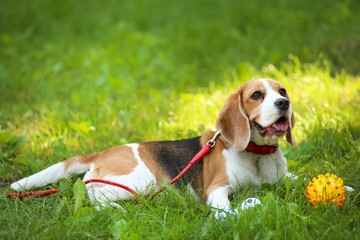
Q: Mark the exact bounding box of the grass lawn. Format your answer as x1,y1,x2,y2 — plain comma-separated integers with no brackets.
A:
1,0,360,239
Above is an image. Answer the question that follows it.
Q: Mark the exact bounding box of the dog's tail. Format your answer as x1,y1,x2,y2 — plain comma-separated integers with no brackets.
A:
10,153,96,191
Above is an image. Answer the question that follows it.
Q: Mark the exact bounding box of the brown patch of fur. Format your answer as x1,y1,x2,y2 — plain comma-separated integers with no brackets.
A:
90,145,139,178
198,130,230,202
241,80,266,123
215,86,251,150
63,152,98,170
63,143,168,181
265,79,282,92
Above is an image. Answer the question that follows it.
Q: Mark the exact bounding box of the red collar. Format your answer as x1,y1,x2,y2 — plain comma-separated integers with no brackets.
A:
246,142,278,155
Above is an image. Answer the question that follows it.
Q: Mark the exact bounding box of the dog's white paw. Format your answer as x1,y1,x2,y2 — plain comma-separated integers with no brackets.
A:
93,201,124,211
214,208,239,219
345,185,354,193
10,181,25,191
214,198,262,220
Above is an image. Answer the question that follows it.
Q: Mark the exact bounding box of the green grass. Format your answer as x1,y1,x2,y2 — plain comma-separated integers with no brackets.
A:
1,0,360,239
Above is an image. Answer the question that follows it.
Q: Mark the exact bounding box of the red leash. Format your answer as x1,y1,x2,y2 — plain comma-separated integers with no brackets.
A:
148,138,215,200
8,189,60,199
8,131,221,205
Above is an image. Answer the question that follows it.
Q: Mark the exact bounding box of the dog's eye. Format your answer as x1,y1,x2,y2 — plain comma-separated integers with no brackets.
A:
251,91,263,100
279,88,286,97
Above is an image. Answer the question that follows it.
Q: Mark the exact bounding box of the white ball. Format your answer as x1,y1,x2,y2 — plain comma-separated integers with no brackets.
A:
240,197,262,210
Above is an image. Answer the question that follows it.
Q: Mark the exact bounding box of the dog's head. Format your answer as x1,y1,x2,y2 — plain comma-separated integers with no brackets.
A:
216,79,295,150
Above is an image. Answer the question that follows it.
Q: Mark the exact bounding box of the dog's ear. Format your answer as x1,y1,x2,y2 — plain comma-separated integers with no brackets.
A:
286,111,296,146
216,90,250,150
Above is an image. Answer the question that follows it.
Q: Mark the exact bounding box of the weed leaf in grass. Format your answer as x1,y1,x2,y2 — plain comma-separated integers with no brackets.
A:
59,178,73,197
71,207,95,224
73,178,87,210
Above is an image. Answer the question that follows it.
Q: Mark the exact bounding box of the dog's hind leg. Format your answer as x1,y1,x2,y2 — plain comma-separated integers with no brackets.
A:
10,155,93,191
84,171,159,209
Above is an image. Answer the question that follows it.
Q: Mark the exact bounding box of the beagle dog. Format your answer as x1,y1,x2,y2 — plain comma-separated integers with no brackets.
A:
11,79,297,213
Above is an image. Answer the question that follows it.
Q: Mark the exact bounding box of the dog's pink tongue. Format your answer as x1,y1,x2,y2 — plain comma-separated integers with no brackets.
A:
274,121,289,131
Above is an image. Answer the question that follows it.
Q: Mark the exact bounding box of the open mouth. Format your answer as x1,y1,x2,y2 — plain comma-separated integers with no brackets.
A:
254,116,289,137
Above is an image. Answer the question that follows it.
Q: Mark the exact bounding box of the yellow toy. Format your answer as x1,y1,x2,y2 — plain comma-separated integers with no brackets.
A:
306,173,346,208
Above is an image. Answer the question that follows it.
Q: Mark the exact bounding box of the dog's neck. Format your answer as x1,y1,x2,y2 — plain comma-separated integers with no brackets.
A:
217,129,279,154
249,128,279,146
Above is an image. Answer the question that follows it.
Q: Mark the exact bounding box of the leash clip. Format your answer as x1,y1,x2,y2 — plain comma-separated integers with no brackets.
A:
207,130,221,148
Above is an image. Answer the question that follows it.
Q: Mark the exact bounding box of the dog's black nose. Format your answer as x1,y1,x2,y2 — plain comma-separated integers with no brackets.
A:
274,98,289,110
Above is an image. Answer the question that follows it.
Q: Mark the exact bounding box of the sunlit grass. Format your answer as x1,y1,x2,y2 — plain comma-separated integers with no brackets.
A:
2,57,359,239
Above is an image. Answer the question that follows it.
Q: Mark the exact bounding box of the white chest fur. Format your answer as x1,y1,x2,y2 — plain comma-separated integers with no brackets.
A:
222,147,288,191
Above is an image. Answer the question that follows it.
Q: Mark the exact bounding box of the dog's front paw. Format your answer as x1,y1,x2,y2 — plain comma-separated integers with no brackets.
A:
214,198,262,220
214,208,239,219
345,185,354,193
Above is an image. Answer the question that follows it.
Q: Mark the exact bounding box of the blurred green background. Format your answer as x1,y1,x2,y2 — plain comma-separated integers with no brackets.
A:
1,0,360,100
